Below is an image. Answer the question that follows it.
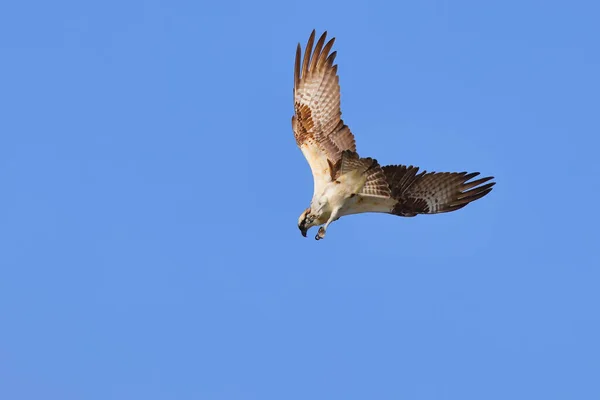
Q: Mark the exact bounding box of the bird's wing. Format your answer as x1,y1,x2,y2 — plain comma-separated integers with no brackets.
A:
292,30,356,198
343,165,495,217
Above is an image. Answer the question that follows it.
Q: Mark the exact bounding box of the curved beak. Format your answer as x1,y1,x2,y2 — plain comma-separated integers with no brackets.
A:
299,226,307,237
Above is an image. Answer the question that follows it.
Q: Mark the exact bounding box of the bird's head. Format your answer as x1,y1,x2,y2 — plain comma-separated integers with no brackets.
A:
298,207,317,237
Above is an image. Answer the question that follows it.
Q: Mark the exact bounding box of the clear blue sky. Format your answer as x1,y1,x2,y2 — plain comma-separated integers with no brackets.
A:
1,0,599,399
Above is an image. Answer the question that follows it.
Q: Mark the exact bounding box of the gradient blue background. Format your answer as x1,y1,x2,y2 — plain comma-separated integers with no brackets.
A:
1,0,599,399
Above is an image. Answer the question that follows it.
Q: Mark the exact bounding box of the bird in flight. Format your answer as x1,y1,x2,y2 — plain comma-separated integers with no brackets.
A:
293,30,495,240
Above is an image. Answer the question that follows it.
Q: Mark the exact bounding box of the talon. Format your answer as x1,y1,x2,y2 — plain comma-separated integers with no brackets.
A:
315,227,326,241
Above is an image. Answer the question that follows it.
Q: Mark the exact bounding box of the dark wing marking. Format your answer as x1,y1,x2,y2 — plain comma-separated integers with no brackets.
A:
342,165,495,217
293,30,356,165
382,165,495,216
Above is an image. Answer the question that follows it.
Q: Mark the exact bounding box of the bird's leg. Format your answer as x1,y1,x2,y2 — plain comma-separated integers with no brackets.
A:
315,207,341,240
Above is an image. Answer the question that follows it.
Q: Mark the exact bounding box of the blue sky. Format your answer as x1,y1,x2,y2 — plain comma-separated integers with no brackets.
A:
1,0,599,399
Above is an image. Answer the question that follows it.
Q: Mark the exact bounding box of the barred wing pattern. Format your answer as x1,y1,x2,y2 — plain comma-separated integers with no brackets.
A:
292,30,495,222
292,30,356,197
344,165,495,217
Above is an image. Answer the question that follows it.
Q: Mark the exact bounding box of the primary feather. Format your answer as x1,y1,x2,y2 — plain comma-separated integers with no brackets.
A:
292,30,495,240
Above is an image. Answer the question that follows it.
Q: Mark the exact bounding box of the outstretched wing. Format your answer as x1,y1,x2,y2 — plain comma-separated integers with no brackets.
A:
342,165,495,217
292,30,356,198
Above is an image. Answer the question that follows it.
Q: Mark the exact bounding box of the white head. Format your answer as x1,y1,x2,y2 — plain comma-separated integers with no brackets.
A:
297,207,318,237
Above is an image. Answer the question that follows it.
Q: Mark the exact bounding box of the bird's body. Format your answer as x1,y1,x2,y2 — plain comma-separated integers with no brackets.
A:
312,168,367,223
293,30,495,240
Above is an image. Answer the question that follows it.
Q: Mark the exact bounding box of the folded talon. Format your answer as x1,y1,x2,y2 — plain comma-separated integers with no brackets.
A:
315,227,326,241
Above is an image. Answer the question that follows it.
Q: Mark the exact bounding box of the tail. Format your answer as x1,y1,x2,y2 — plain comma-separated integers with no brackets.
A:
337,150,391,197
338,150,377,175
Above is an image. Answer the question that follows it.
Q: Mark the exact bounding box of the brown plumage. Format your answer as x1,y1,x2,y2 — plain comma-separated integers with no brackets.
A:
293,30,356,165
382,166,496,216
292,30,495,239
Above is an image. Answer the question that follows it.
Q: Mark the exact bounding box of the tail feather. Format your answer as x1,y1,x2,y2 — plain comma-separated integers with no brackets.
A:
336,151,391,197
339,150,373,175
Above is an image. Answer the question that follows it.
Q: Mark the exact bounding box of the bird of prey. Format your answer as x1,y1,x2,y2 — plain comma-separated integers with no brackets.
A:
293,30,495,240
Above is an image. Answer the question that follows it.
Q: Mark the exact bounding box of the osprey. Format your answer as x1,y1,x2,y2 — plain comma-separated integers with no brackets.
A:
293,30,495,240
